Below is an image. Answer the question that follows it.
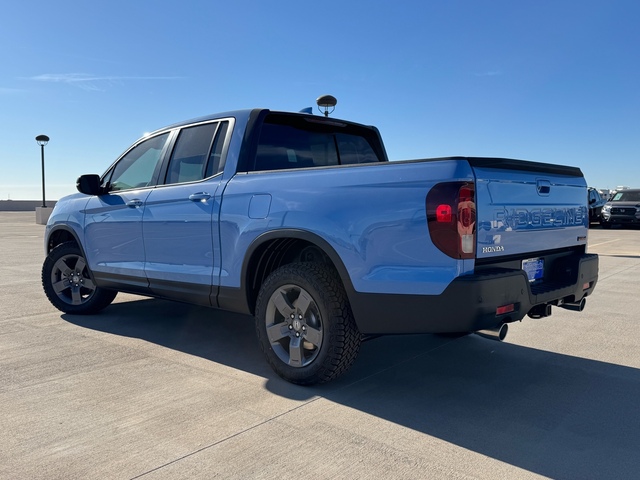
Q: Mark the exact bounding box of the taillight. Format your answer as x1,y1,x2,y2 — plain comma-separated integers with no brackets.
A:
426,181,476,259
436,205,452,222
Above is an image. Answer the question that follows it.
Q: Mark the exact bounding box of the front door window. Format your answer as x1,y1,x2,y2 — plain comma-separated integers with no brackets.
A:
105,133,169,192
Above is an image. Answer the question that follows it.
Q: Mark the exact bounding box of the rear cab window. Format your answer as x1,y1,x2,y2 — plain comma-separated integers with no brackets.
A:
252,113,386,172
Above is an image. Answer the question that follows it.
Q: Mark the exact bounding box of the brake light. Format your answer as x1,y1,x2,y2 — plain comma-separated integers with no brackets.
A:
426,181,476,259
436,205,452,222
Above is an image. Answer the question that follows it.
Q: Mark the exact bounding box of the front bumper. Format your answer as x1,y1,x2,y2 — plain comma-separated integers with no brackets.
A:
350,253,599,335
601,214,640,225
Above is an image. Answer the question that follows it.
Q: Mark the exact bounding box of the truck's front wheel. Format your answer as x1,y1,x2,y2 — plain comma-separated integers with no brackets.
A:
255,263,360,385
42,242,117,315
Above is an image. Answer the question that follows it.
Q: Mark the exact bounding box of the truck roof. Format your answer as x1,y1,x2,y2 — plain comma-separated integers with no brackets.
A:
148,109,375,137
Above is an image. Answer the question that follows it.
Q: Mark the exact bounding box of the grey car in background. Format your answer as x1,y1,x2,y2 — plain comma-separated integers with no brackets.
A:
600,188,640,228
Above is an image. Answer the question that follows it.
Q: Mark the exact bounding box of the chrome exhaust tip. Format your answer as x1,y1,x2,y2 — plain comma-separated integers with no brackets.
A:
528,304,552,319
559,298,586,312
475,323,508,342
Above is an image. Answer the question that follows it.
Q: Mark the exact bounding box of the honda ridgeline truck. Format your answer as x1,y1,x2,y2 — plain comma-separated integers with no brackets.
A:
42,109,599,384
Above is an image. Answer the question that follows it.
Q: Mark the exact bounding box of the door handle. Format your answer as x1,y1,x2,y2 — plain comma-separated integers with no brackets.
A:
537,180,551,196
189,192,211,202
126,199,143,207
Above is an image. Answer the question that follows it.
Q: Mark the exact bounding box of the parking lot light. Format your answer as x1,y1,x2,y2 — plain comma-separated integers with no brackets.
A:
35,134,50,208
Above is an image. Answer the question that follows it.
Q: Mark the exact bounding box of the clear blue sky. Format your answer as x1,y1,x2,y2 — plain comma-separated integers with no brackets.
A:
2,0,639,200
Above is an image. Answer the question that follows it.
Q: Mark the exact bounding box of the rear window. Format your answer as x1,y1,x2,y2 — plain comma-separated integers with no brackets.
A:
252,114,384,172
165,123,217,184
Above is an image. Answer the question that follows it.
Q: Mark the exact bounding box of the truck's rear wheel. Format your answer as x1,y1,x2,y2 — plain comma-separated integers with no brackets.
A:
255,263,360,385
42,242,117,314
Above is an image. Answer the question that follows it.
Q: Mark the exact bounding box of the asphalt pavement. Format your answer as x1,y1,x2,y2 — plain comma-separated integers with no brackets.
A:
1,212,639,479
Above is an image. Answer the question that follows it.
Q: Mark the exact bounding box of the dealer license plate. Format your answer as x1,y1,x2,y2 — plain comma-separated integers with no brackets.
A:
522,258,544,283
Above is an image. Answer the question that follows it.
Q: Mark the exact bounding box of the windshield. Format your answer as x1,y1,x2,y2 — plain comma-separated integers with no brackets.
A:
612,191,640,202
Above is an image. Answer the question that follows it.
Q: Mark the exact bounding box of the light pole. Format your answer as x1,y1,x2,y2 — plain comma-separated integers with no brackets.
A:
35,134,49,207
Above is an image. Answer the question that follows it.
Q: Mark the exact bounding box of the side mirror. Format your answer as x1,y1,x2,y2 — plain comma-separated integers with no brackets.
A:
76,174,102,195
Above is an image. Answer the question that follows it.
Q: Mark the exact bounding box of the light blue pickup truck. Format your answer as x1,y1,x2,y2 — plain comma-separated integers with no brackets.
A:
42,108,599,384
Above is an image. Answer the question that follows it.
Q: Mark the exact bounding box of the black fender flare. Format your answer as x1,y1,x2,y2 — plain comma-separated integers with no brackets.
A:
237,229,357,314
46,225,87,258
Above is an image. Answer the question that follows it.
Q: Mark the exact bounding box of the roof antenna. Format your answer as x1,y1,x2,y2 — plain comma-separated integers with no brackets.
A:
316,94,337,117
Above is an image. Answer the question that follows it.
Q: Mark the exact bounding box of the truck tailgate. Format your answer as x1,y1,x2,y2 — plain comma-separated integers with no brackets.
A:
470,158,589,260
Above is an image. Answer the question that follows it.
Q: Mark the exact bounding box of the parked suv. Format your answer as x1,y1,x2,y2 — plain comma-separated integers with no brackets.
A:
600,188,640,228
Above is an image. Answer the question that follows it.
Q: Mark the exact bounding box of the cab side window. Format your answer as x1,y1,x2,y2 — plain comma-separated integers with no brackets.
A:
205,121,229,178
165,123,219,184
105,133,169,192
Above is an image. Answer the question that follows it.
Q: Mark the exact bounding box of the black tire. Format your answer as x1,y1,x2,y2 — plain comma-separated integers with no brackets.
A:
255,262,361,385
601,222,611,229
42,242,117,314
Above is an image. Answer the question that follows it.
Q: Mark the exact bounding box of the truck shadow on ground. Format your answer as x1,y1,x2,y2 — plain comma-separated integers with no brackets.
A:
64,297,640,480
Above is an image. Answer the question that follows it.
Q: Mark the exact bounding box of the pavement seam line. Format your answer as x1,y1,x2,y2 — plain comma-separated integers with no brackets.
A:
128,395,322,479
128,339,457,478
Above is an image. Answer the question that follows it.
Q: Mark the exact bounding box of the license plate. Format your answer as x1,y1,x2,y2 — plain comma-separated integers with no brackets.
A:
522,258,544,283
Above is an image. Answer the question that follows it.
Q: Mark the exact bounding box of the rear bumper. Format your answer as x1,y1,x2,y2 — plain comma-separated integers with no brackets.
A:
350,253,598,335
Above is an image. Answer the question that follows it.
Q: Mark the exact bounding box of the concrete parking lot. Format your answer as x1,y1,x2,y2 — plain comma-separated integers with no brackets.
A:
1,211,639,479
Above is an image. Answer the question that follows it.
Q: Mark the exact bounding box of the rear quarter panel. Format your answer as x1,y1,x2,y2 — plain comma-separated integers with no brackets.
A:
219,159,475,295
